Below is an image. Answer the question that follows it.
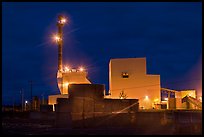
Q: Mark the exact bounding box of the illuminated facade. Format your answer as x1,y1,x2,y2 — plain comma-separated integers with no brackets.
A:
108,58,161,109
57,68,91,95
175,90,201,109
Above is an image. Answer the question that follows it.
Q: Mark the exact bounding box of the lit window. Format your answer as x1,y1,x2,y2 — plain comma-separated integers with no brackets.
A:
122,72,129,78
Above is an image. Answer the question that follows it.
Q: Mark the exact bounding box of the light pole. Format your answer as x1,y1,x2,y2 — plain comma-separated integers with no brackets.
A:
41,92,44,105
29,80,33,111
25,100,28,111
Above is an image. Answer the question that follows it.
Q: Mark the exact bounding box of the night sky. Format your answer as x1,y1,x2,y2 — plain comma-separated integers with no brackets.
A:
2,2,202,105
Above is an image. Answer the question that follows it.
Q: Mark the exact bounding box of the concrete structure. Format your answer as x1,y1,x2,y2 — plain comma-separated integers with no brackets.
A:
108,58,161,109
48,94,69,111
55,84,139,128
49,69,91,110
57,69,91,95
54,84,202,135
161,89,201,110
178,90,201,109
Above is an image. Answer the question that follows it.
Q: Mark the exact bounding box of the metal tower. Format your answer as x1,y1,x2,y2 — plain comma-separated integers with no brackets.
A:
56,15,66,72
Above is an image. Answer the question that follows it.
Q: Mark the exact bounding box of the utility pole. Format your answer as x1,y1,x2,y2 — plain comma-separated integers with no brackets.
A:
41,92,44,105
20,88,24,112
29,80,33,111
13,94,15,112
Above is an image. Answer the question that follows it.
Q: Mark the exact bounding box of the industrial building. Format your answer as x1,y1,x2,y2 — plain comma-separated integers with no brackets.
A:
161,88,202,110
55,84,139,128
48,15,201,111
48,15,91,109
107,58,160,109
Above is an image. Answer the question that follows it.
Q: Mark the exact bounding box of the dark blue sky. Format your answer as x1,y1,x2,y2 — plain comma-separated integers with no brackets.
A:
2,2,202,105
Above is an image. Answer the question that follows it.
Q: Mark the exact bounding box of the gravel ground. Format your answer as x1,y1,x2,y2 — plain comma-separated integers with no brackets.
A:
2,116,202,135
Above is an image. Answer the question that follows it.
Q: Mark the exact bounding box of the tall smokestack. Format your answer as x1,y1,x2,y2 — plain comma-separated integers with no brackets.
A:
57,15,66,72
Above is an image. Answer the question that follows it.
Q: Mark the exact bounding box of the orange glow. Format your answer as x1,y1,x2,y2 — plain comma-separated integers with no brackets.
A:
63,82,69,87
188,93,192,97
154,98,159,102
79,67,84,72
145,96,149,100
58,17,67,24
64,66,70,72
199,96,202,102
53,34,60,42
61,18,66,24
66,82,69,86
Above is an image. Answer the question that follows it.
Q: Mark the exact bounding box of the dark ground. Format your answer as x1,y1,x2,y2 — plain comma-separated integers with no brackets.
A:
2,111,202,135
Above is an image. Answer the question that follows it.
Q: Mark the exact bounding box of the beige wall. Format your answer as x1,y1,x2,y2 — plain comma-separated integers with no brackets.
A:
175,90,197,109
109,58,161,109
180,90,196,98
48,94,69,111
58,71,91,94
48,94,68,105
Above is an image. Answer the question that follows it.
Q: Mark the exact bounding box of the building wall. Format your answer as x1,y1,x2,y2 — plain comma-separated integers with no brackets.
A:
58,71,91,94
48,94,68,111
180,90,198,109
55,84,139,128
109,58,161,109
175,90,198,109
180,90,196,98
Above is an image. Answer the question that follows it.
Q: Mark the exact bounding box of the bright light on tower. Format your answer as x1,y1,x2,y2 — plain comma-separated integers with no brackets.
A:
79,67,84,72
61,18,66,24
53,34,60,42
58,17,67,25
64,66,70,72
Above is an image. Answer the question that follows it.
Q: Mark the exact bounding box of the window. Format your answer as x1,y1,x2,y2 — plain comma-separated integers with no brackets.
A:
122,72,129,78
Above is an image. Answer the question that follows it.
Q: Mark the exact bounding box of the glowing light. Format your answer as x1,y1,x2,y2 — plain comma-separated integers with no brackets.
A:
145,96,149,100
58,17,67,25
154,98,159,102
188,93,192,97
199,96,202,102
61,18,66,24
79,67,84,72
164,98,168,101
53,34,60,42
64,82,69,87
64,66,70,72
25,100,28,104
